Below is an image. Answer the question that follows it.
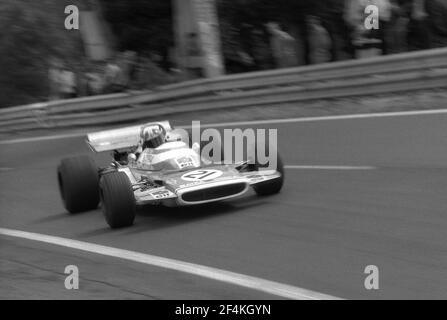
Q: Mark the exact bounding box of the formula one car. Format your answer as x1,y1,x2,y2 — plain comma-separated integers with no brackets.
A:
57,121,284,228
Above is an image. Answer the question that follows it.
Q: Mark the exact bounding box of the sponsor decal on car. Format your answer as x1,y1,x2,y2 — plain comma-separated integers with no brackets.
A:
175,156,195,169
149,190,172,199
177,181,204,189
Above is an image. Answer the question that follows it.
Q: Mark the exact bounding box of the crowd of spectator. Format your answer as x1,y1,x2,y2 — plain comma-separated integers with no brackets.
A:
48,50,138,100
224,0,447,72
343,0,443,55
47,0,447,100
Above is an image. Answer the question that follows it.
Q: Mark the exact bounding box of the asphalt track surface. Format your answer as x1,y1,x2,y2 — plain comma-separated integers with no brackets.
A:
1,111,447,299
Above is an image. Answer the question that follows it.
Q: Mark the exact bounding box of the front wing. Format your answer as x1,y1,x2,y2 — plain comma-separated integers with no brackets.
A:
132,170,281,205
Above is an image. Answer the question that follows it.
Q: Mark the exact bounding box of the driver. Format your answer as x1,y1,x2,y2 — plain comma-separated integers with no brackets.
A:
127,123,200,170
135,124,166,155
115,124,162,163
127,124,167,166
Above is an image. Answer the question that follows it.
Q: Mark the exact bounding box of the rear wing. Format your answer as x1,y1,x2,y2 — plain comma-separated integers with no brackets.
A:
86,121,172,153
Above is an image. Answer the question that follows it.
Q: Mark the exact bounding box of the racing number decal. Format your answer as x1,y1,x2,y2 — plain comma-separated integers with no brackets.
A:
181,169,223,182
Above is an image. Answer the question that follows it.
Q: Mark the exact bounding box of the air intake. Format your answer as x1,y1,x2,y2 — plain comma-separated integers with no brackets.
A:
181,183,247,203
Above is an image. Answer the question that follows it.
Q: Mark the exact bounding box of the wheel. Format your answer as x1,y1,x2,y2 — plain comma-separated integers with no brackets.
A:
252,155,284,195
57,156,100,213
100,171,136,228
251,139,284,196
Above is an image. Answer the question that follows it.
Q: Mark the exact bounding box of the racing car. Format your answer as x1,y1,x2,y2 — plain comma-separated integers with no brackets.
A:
57,121,284,228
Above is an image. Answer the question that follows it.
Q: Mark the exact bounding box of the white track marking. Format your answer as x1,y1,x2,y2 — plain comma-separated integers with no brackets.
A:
285,165,376,170
0,132,88,145
193,108,447,129
2,108,447,145
0,228,341,300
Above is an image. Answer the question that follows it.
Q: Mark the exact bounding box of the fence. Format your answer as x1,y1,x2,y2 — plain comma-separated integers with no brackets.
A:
1,47,447,133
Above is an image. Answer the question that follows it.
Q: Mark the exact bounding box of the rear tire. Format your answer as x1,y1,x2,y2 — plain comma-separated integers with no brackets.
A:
57,156,99,213
100,172,136,228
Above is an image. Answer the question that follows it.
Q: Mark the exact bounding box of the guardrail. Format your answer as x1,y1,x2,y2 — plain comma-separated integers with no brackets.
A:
1,47,447,133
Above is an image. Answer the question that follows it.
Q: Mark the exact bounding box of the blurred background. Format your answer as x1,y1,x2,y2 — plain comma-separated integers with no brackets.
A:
0,0,446,109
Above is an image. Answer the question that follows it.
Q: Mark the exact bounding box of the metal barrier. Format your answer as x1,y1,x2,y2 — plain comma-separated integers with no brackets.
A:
1,47,447,133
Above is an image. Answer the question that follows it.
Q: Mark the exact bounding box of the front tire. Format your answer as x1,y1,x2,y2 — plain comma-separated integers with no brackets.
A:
100,172,136,228
251,139,284,196
252,155,284,196
57,156,100,213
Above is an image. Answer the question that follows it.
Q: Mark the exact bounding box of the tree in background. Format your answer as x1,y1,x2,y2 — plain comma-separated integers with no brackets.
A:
99,0,173,71
1,0,447,108
217,0,353,69
314,0,355,61
425,0,447,48
0,0,86,108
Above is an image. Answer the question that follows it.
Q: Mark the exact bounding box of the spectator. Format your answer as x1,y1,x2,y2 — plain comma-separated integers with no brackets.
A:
59,64,77,99
48,57,63,100
250,28,275,70
75,62,89,97
425,0,447,48
408,0,431,50
371,0,393,54
388,0,411,53
345,0,388,57
317,0,355,61
306,16,331,64
85,63,105,96
344,0,370,44
104,57,125,93
267,22,299,68
185,33,204,79
120,50,138,89
48,58,77,99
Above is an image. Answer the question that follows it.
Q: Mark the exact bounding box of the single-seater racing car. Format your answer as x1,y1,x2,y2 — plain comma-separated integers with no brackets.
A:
57,121,284,228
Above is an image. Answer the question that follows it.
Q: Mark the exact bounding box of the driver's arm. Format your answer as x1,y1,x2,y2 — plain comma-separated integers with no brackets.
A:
134,139,144,157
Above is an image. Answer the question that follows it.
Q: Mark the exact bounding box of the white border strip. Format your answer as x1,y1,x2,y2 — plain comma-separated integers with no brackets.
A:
0,132,87,145
3,108,447,145
0,228,341,300
285,165,376,170
194,108,447,129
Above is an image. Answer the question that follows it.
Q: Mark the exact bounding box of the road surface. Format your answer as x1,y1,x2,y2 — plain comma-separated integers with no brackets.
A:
1,110,447,299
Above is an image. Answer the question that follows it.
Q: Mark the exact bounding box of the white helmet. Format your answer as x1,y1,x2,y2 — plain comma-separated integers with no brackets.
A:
140,124,165,149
